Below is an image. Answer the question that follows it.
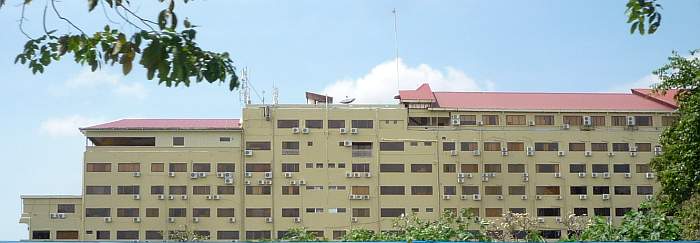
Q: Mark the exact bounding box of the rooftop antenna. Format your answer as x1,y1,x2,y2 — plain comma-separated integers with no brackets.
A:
238,67,251,106
272,81,279,105
392,8,400,91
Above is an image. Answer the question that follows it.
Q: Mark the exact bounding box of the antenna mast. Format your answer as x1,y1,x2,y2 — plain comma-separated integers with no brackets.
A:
272,82,279,105
392,8,400,91
239,67,251,106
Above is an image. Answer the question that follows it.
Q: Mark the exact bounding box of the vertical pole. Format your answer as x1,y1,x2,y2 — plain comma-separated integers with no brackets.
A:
393,8,400,91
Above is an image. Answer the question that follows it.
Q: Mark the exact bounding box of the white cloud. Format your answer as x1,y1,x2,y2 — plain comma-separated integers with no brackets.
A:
39,115,106,137
64,69,147,99
322,59,494,104
608,74,660,93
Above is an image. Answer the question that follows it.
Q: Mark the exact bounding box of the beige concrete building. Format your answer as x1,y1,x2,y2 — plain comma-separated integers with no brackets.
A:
19,84,679,241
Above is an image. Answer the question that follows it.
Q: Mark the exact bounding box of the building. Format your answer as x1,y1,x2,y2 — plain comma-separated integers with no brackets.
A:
19,84,679,241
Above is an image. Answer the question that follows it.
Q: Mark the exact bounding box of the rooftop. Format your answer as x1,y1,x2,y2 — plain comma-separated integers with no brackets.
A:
82,119,241,131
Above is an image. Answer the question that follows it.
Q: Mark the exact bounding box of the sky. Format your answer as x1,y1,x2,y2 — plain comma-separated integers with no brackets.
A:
0,0,698,240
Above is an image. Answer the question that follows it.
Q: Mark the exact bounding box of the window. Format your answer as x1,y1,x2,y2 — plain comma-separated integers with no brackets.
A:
308,141,314,146
86,163,111,172
246,208,271,217
442,142,456,151
537,208,561,217
117,163,140,172
246,163,271,172
380,142,404,151
507,142,524,151
218,231,239,240
169,186,187,195
510,208,526,214
32,231,50,240
411,186,433,195
573,208,588,216
635,143,652,152
146,208,159,217
483,208,502,217
592,164,609,173
351,120,373,128
635,116,653,126
616,208,633,217
117,185,139,195
611,116,627,126
506,115,526,125
281,141,300,155
536,186,560,195
563,116,582,125
482,115,499,125
536,164,559,173
305,120,323,128
96,231,110,240
535,142,558,151
591,143,608,151
411,164,432,173
444,186,457,195
485,186,503,195
116,231,139,240
217,163,235,172
484,142,501,151
168,208,186,217
461,142,478,151
277,120,299,128
151,163,164,172
569,164,586,173
145,231,163,240
593,186,610,195
351,142,372,157
613,164,630,173
508,164,525,173
353,208,370,217
282,208,300,217
352,186,370,195
246,141,271,150
328,120,345,128
484,164,502,173
219,137,231,142
594,208,611,216
380,208,405,217
316,163,324,168
333,231,346,240
612,143,630,152
380,164,404,172
460,115,477,125
57,204,75,213
88,136,155,146
85,186,111,195
217,208,235,217
570,186,587,195
85,208,110,217
218,186,235,195
614,186,631,195
282,186,300,195
352,163,370,172
508,186,526,195
462,186,479,195
636,164,651,173
662,116,679,126
193,208,210,217
637,186,653,195
150,185,164,195
246,231,271,240
173,137,185,146
569,143,585,151
461,164,478,173
591,116,606,126
117,208,139,217
535,115,554,125
281,163,300,172
246,186,271,195
540,230,561,239
192,163,211,172
193,186,210,195
169,163,187,172
329,185,346,190
443,164,456,173
380,186,405,195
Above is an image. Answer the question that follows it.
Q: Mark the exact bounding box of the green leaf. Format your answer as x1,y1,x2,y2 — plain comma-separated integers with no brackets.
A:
630,21,639,34
88,0,98,11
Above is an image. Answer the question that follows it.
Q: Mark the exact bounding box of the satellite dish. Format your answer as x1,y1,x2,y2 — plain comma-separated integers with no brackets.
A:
340,97,356,104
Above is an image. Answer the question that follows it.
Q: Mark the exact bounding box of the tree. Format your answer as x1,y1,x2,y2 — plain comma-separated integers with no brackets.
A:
2,0,239,90
625,0,662,35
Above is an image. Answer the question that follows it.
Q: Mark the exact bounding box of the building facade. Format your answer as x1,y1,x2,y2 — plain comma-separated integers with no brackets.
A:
19,84,679,241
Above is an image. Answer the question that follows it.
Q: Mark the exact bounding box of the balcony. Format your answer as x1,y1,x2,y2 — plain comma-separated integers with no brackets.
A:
352,149,372,158
281,149,300,155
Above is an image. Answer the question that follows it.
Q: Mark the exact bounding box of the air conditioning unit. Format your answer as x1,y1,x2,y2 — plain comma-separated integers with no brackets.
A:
602,172,610,179
244,150,253,156
584,151,592,157
265,180,273,185
645,195,653,200
213,195,221,200
245,172,253,178
339,128,347,134
457,173,466,178
294,217,302,223
521,195,528,200
229,217,236,223
576,172,585,178
626,116,636,126
198,172,208,178
206,195,213,200
451,118,460,126
224,178,234,185
290,180,297,185
302,128,310,134
190,172,199,179
450,150,458,156
181,195,188,200
264,172,273,178
629,145,638,152
217,172,225,178
645,173,655,179
223,172,233,178
365,172,372,178
351,217,359,223
496,195,504,200
258,179,266,185
298,180,306,185
132,194,140,200
345,172,353,178
362,195,370,200
343,140,353,147
523,173,529,178
457,178,465,183
481,176,489,182
193,217,199,223
554,172,561,178
563,124,571,130
523,176,529,182
472,194,482,201
442,195,451,200
473,149,481,156
630,152,638,157
476,120,484,126
583,116,592,126
460,195,469,200
133,217,141,223
352,172,362,178
537,217,545,223
49,213,58,219
132,172,141,177
602,194,610,200
557,151,566,157
556,195,563,200
501,147,508,153
284,172,293,178
104,217,112,223
168,217,175,223
157,195,165,200
608,152,615,157
526,147,535,156
528,120,536,126
654,146,662,156
501,150,509,156
349,195,360,200
536,195,543,200
555,217,563,223
265,217,273,223
624,173,632,178
168,172,176,177
168,195,175,200
292,127,300,134
579,195,588,200
465,173,473,178
591,173,599,178
350,128,359,134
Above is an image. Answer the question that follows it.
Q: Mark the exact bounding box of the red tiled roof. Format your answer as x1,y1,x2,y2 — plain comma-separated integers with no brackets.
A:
83,119,241,130
395,83,436,101
631,88,679,108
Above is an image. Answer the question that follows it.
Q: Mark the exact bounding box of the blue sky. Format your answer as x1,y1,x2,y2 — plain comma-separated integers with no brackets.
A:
0,0,698,240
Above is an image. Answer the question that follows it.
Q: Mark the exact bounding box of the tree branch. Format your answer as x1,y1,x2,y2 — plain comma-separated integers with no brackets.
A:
118,4,157,31
51,0,85,35
112,6,146,31
18,3,34,39
100,0,121,25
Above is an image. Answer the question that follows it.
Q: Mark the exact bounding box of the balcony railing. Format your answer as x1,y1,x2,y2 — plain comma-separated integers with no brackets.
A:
281,149,300,155
352,149,372,158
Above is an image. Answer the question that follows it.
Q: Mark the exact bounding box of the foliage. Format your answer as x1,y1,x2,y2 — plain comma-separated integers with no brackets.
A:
340,228,401,242
579,217,620,241
579,205,680,241
279,227,324,241
625,0,662,35
483,212,542,242
168,227,210,242
393,209,491,242
558,213,591,241
677,193,700,239
4,0,239,90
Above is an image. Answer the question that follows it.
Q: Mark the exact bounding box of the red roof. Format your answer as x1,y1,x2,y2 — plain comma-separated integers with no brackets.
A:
395,83,436,101
631,88,679,108
83,119,241,130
